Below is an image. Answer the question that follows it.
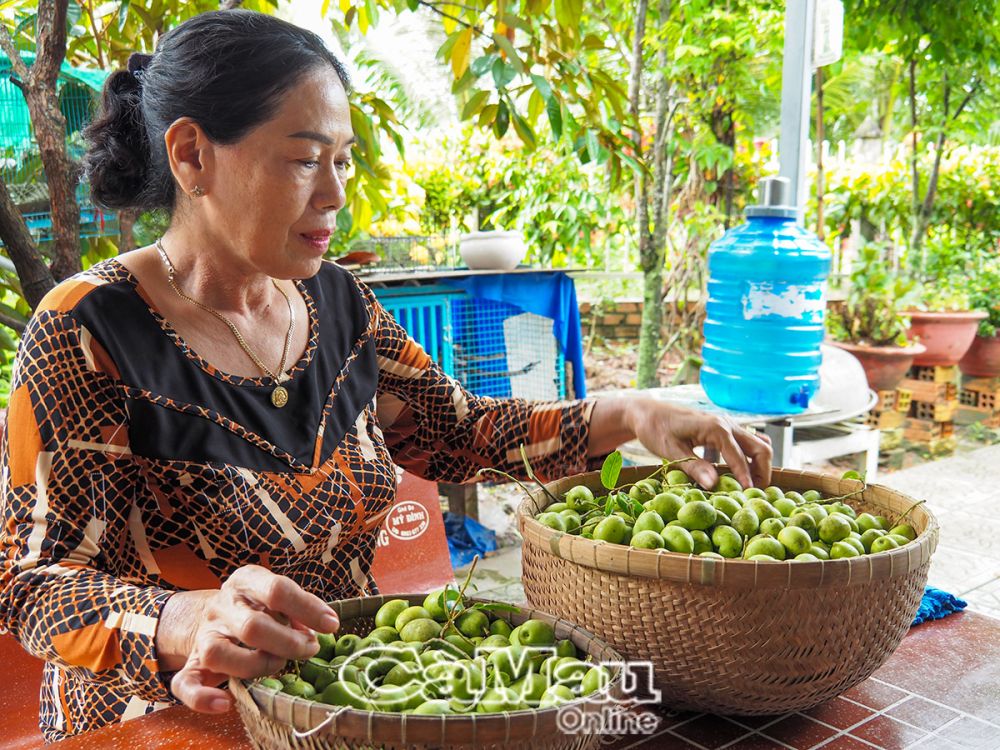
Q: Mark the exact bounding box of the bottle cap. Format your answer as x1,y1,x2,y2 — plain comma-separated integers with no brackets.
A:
746,176,798,218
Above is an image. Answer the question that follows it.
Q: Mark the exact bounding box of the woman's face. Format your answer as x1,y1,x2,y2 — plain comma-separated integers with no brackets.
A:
205,68,354,280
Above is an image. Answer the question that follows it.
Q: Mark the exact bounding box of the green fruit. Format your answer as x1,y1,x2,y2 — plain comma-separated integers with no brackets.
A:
713,474,743,493
729,490,748,505
889,524,917,541
777,526,813,556
445,634,476,658
258,677,283,691
860,528,887,553
744,487,767,500
456,610,490,638
423,590,463,622
633,510,666,535
537,512,568,532
841,536,866,556
488,647,530,680
677,500,717,530
383,662,422,687
764,486,785,503
802,504,829,524
744,535,786,560
715,509,733,526
400,618,442,643
511,673,549,704
646,492,685,522
555,639,577,658
559,510,583,534
489,619,513,638
760,517,786,536
888,533,911,546
831,512,860,534
747,554,779,561
371,683,425,712
480,634,511,650
690,530,713,555
396,606,433,631
711,525,743,558
334,634,363,658
830,541,860,559
315,632,337,661
661,525,695,554
870,535,900,553
519,619,556,647
748,498,781,521
731,508,760,537
368,626,400,644
375,599,411,630
831,502,857,519
683,488,708,504
794,553,821,561
509,625,522,646
787,512,819,541
631,529,665,549
785,491,806,505
819,514,852,544
856,513,882,533
412,699,453,715
580,666,611,695
300,656,331,684
478,687,529,713
874,515,891,530
539,685,576,708
551,658,590,687
809,544,830,560
565,485,595,509
699,551,725,559
802,490,822,503
594,516,628,544
773,497,798,517
546,502,569,513
446,661,485,701
711,495,744,519
316,666,342,691
282,678,316,699
629,480,658,503
665,469,691,486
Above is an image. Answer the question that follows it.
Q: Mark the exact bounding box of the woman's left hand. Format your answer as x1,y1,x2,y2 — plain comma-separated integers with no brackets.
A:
589,397,773,490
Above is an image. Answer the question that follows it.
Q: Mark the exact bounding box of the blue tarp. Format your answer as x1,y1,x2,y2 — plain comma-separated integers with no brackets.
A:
911,586,967,626
440,271,587,399
443,512,498,570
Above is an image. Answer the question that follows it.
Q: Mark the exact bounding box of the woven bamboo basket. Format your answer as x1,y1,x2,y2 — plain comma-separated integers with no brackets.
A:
231,594,625,750
518,466,939,715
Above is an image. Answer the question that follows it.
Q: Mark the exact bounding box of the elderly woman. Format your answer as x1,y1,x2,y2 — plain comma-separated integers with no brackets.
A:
0,9,770,741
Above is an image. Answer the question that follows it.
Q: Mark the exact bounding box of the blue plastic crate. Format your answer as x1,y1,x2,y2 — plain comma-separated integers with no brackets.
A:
372,286,459,376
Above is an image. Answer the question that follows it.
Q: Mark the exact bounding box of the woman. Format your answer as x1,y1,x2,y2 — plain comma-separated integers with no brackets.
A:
0,9,771,741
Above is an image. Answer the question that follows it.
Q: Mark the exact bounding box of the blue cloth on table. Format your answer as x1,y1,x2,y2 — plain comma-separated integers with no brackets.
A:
911,586,967,626
439,271,587,399
443,512,498,570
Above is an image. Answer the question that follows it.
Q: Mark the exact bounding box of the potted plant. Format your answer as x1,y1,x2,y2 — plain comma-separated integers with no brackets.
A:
959,261,1000,377
827,244,926,391
906,279,987,367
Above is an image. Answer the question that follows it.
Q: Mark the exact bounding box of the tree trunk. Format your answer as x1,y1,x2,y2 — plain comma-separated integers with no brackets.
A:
22,0,81,282
0,175,56,310
118,208,140,252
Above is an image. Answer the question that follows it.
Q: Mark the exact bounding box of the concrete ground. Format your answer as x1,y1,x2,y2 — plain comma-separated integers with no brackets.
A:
456,443,1000,620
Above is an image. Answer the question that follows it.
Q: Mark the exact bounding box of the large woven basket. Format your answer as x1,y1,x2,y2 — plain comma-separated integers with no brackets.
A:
518,466,939,715
231,594,625,750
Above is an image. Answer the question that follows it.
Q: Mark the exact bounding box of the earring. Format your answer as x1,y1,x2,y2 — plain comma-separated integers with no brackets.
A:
190,185,206,197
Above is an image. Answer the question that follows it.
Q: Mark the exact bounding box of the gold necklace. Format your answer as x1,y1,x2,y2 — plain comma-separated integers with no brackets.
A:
155,238,294,408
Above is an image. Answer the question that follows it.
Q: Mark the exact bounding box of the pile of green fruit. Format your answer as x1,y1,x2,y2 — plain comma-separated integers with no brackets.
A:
533,456,920,562
255,587,612,714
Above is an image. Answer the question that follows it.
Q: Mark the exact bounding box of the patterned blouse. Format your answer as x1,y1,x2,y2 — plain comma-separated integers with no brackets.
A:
0,259,595,741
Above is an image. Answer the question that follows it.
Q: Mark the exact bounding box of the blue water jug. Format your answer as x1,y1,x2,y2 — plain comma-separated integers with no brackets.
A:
700,177,832,414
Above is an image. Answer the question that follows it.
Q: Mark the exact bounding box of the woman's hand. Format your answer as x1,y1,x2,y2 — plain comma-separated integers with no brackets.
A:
589,397,773,490
158,565,340,713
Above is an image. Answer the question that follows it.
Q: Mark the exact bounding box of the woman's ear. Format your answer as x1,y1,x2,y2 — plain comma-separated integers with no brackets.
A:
163,117,216,198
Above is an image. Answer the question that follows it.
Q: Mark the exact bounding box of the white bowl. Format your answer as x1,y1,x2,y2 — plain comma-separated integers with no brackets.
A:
459,230,526,271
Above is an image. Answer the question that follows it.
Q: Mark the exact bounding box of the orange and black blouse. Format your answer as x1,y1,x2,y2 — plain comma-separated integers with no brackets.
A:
0,259,595,741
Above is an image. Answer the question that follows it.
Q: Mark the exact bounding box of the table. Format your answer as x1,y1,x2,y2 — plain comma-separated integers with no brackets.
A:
41,610,1000,750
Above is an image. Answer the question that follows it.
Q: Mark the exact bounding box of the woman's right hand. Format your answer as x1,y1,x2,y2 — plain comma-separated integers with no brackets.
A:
160,565,340,713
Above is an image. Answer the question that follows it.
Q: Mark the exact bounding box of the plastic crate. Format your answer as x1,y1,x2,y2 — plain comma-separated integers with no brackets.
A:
372,286,460,376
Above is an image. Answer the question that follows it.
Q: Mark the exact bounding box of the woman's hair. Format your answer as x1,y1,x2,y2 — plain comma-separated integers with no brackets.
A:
83,10,351,211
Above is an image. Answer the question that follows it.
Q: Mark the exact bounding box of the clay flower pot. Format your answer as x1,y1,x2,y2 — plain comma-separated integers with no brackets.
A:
906,310,988,367
828,340,927,391
960,334,1000,378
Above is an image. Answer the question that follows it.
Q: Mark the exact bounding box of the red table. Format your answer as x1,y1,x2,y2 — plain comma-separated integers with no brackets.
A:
28,611,1000,750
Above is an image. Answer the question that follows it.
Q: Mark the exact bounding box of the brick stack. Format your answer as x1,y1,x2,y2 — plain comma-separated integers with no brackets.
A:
866,389,908,470
899,365,959,454
578,300,643,344
960,378,1000,427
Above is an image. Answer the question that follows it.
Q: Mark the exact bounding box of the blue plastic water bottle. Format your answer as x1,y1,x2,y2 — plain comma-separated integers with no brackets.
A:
700,177,832,414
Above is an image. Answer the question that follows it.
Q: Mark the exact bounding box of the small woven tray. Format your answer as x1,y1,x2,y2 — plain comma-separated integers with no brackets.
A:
231,594,625,750
518,466,939,715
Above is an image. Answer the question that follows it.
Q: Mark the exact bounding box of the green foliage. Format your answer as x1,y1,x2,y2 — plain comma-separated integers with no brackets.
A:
969,260,1000,337
827,244,916,347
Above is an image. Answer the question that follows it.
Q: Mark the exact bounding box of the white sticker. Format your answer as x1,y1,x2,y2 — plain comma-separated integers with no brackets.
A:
742,282,827,321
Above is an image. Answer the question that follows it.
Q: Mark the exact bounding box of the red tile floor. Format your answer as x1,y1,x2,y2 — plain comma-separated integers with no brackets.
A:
602,612,1000,750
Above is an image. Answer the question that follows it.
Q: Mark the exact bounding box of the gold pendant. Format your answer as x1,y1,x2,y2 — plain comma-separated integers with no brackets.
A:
271,385,289,408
